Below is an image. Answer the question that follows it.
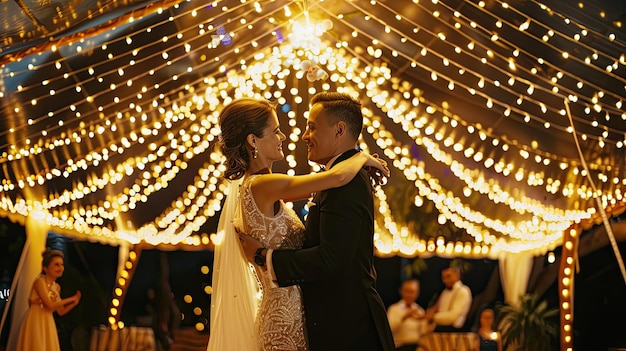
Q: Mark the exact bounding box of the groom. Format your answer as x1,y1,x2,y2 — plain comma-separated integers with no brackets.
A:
240,91,394,351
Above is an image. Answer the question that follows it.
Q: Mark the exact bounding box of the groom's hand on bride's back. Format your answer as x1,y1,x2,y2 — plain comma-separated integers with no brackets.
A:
237,228,264,263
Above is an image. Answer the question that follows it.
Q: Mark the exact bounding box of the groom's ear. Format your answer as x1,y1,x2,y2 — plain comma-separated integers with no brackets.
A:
335,121,346,136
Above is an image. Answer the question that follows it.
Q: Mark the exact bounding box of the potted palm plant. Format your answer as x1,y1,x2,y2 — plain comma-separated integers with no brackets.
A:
497,293,559,351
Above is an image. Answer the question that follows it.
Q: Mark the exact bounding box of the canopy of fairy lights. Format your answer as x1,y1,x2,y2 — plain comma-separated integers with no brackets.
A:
1,0,625,259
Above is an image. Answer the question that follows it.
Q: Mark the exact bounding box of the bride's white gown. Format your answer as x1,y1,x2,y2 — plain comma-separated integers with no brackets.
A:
240,175,308,351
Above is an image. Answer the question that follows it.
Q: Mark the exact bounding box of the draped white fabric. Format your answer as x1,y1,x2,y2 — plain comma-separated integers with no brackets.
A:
207,178,260,351
5,214,49,351
498,252,533,307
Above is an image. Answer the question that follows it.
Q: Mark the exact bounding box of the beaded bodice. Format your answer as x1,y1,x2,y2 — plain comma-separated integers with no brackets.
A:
239,175,305,251
238,175,308,351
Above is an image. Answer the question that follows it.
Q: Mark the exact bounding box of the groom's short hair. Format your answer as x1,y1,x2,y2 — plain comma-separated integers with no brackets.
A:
310,92,363,141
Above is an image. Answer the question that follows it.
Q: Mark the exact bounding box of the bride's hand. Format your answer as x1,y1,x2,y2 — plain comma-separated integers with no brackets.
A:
364,153,389,186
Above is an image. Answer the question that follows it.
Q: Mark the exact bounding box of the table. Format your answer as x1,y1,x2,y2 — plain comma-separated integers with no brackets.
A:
90,326,156,351
418,332,478,351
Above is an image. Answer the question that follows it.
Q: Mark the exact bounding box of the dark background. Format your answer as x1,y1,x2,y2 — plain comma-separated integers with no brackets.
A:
1,216,626,350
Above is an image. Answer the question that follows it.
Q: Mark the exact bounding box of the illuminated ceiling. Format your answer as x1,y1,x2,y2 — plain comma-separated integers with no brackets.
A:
0,0,625,258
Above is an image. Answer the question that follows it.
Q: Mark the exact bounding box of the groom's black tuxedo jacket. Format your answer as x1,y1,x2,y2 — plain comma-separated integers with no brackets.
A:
272,149,395,351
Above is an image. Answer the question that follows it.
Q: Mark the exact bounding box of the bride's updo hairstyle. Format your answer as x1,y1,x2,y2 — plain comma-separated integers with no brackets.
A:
218,98,277,180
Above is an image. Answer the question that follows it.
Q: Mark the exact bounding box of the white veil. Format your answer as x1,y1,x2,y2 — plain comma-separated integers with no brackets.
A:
207,178,260,351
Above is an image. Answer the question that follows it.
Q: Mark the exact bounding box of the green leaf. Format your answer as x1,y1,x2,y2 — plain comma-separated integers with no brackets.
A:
497,294,558,351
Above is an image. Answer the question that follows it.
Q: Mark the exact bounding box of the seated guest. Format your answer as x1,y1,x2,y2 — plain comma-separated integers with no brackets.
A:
387,279,427,351
419,266,472,332
472,306,502,351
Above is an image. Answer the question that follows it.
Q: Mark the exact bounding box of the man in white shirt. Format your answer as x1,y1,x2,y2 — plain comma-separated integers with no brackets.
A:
387,279,427,351
420,267,472,332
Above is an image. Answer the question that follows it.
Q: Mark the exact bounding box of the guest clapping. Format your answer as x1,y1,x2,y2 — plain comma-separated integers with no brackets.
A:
387,279,427,351
419,267,472,332
15,249,81,351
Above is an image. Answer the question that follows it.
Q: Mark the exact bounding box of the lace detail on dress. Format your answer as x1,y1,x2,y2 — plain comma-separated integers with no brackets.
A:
240,175,307,351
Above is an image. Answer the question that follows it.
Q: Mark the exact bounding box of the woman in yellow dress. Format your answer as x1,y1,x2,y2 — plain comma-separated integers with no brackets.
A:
15,249,81,351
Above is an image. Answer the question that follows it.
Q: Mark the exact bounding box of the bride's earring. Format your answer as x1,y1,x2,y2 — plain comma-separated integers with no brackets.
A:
252,146,258,159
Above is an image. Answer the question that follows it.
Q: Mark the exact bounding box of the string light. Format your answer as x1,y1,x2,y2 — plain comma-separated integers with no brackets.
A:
2,1,623,347
0,0,623,258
